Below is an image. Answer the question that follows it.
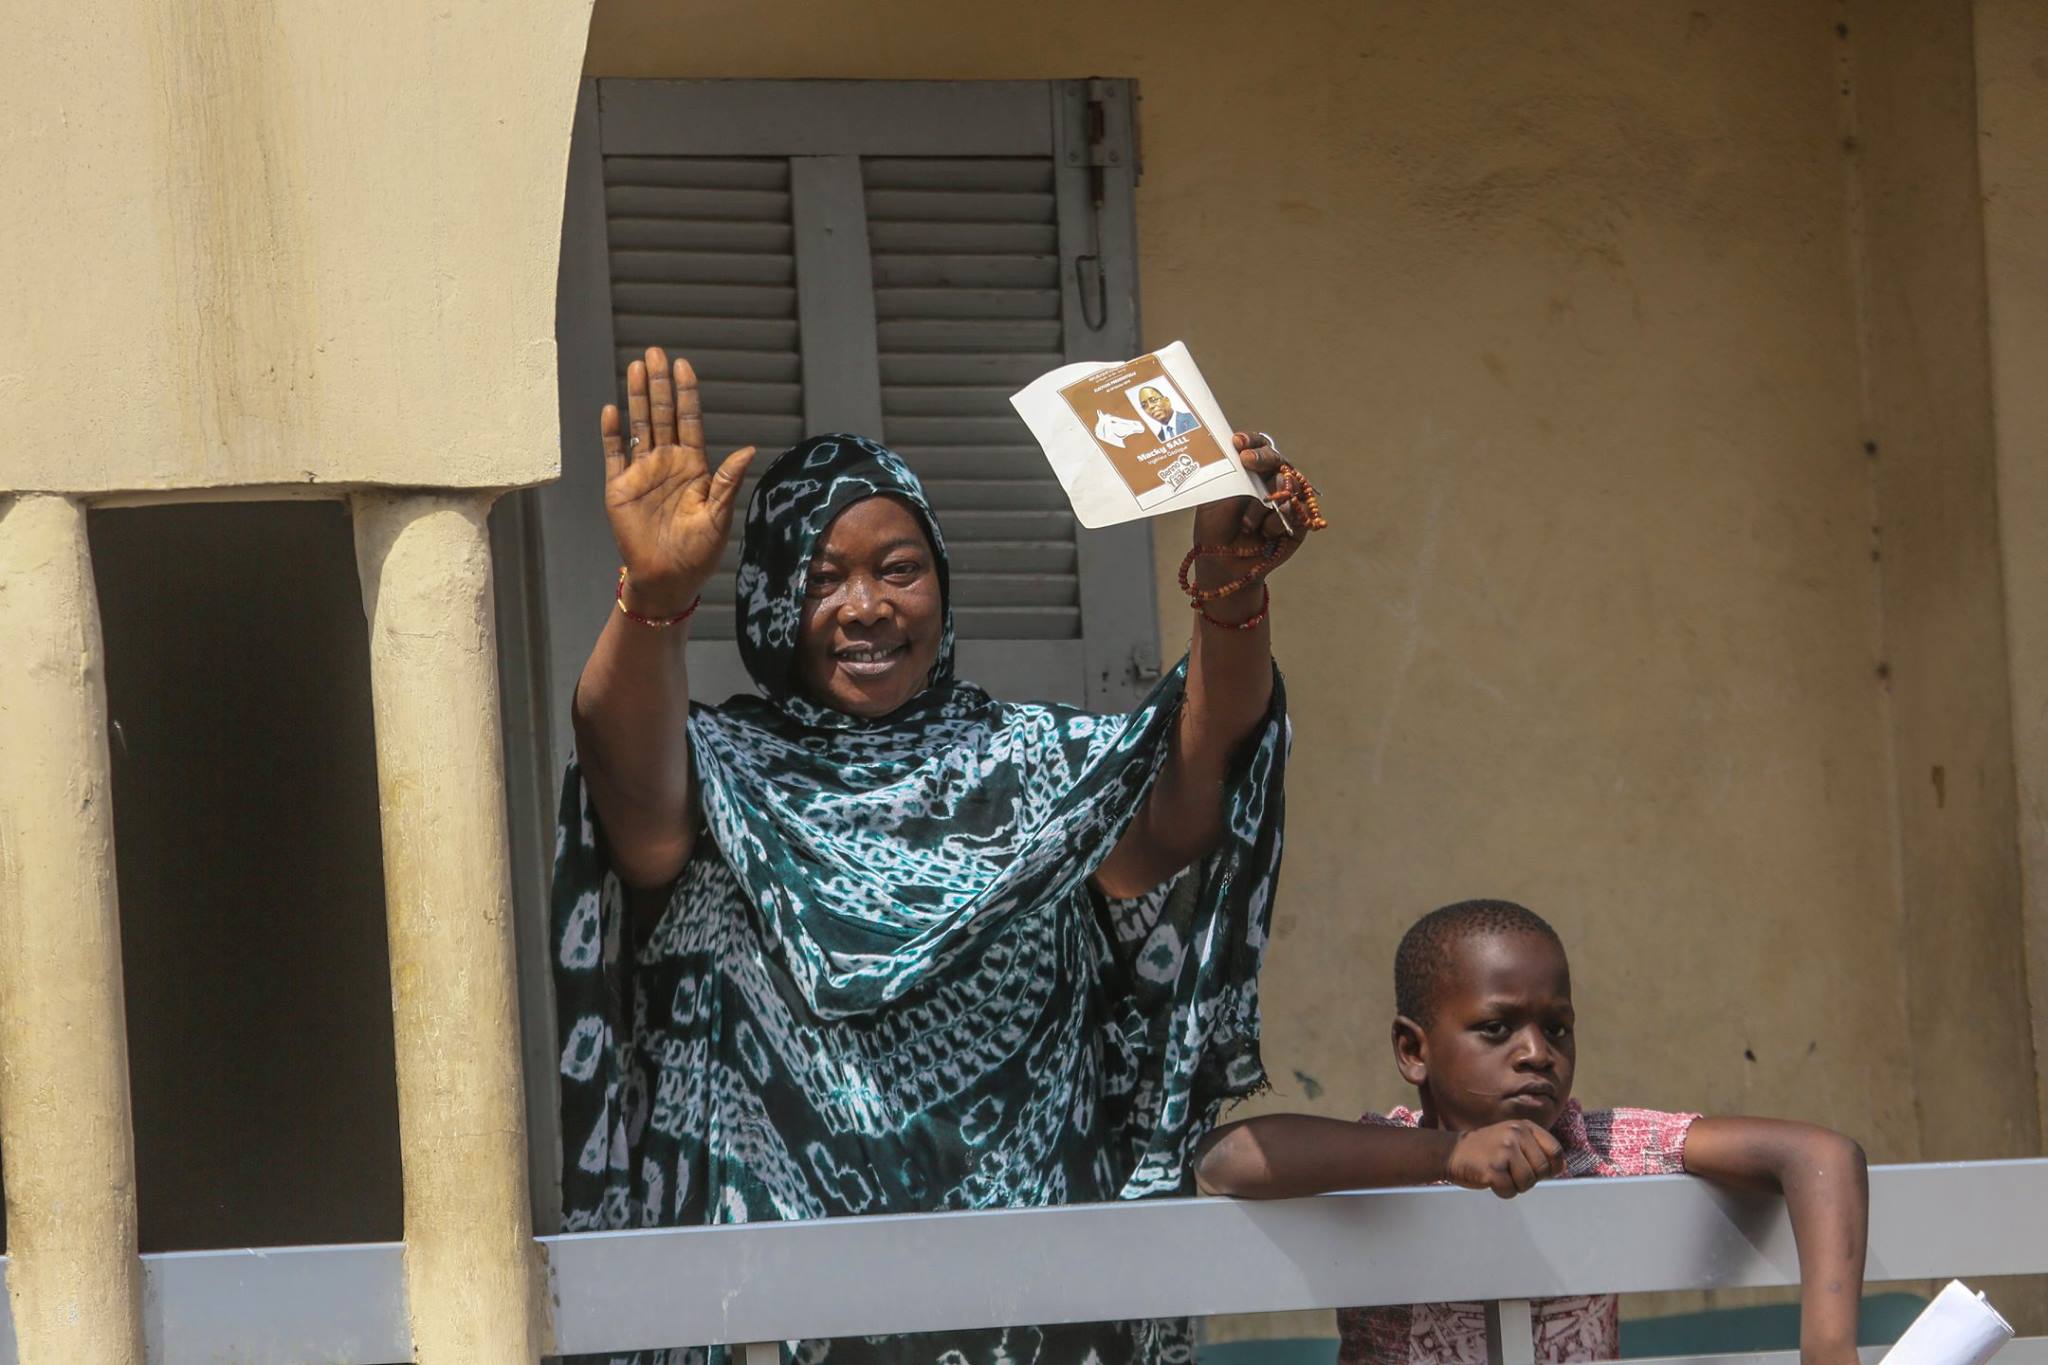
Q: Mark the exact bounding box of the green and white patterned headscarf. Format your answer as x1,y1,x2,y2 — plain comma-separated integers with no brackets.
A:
554,434,1290,1365
732,433,955,719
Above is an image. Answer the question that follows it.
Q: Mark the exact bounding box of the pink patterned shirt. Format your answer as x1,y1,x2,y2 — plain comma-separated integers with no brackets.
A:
1337,1101,1698,1365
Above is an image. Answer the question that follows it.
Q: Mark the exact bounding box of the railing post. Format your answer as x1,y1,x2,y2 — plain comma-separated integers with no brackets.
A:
1483,1298,1535,1365
0,495,147,1364
352,490,547,1362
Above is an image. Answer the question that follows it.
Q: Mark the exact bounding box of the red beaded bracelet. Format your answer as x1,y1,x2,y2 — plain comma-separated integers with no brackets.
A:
616,567,701,629
1177,538,1281,604
1194,583,1270,631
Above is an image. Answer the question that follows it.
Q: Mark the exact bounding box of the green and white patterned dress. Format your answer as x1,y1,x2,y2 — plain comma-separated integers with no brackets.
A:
553,435,1289,1365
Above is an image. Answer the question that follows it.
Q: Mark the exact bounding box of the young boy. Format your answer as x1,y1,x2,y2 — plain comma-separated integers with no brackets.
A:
1193,900,1869,1365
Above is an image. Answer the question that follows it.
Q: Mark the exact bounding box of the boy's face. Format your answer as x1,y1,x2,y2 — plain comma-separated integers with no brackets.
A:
1394,930,1576,1133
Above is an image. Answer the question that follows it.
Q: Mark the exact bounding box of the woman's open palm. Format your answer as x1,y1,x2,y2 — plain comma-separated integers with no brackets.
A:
601,346,757,610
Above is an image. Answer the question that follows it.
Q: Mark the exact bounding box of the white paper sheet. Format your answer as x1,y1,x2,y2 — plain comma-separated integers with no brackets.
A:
1010,341,1269,529
1879,1281,2014,1365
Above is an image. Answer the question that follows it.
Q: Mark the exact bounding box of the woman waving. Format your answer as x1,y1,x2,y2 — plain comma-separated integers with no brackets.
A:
555,347,1319,1365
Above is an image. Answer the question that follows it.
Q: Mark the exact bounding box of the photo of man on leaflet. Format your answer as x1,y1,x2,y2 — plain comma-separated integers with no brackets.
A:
1134,383,1200,440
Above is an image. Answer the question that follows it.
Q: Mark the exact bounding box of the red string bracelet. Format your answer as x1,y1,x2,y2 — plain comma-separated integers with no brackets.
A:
616,567,701,629
1195,583,1270,631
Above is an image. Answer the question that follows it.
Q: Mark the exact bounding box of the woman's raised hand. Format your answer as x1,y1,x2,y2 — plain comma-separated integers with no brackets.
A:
1189,433,1319,575
601,347,757,615
1178,434,1322,627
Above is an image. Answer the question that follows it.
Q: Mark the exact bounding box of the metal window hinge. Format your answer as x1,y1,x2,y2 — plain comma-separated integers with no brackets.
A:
1065,80,1141,184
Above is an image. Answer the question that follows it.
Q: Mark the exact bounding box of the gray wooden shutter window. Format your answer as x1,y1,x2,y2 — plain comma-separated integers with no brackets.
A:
534,78,1156,728
506,77,1155,1233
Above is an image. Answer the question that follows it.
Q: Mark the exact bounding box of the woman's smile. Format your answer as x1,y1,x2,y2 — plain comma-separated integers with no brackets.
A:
833,640,910,676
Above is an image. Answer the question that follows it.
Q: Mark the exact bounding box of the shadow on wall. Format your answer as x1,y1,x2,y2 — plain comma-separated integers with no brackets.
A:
90,501,404,1251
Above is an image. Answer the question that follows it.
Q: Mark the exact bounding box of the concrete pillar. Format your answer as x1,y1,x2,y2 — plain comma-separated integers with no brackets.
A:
0,495,146,1364
352,491,546,1362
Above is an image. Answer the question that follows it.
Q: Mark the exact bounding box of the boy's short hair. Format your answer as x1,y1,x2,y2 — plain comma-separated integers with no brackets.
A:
1394,899,1564,1023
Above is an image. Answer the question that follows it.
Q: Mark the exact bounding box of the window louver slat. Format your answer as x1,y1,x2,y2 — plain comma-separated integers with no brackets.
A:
869,157,1078,643
604,155,800,641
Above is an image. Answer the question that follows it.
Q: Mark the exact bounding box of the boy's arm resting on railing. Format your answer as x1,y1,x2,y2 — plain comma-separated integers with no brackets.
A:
1192,1114,1566,1201
1195,1112,1869,1365
1681,1118,1869,1365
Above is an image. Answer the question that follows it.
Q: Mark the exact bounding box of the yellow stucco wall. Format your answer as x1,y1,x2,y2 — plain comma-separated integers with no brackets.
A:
1975,0,2048,1146
584,0,2042,1329
588,2,1951,1131
0,0,592,495
1847,0,2038,1167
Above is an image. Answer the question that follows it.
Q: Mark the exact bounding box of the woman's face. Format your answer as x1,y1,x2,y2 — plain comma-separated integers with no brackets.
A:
793,495,944,718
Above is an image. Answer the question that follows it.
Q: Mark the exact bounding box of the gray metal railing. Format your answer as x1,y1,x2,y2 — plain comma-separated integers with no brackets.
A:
3,1159,2043,1364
